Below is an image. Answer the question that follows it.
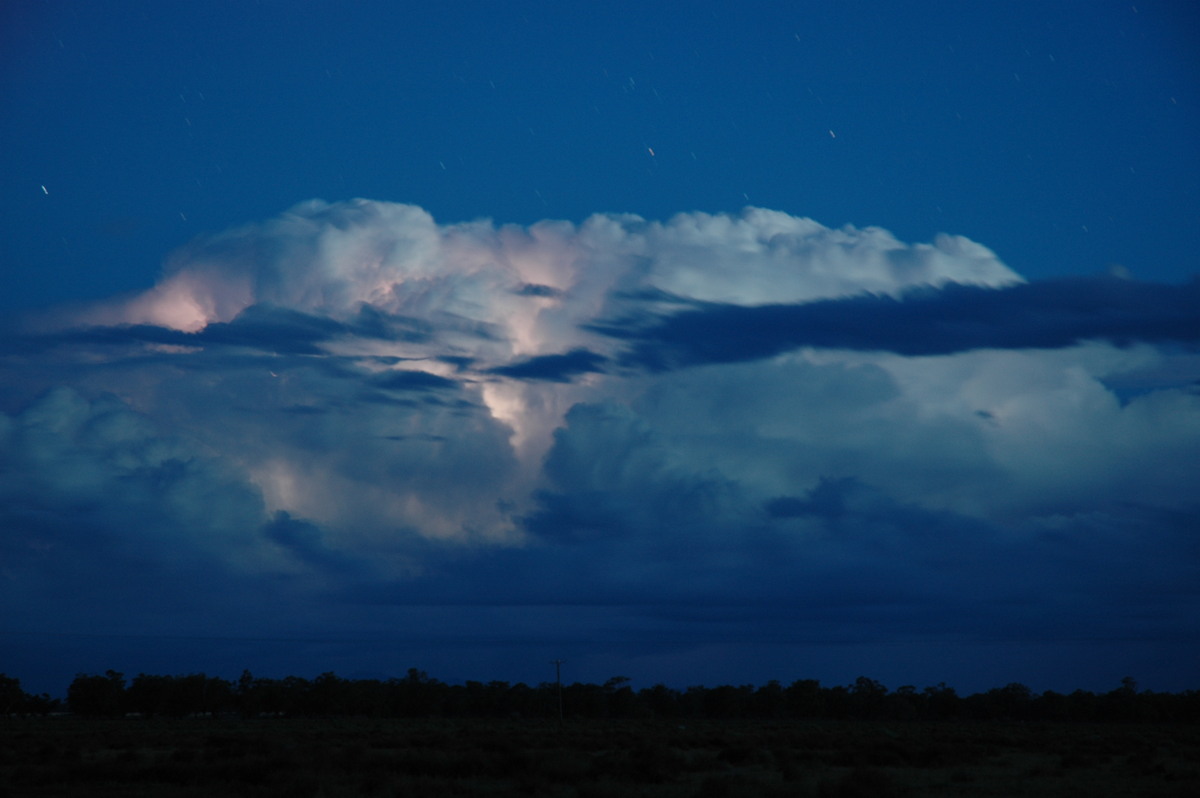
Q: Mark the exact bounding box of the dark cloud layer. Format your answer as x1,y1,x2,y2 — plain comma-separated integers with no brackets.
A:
602,276,1200,370
21,303,433,357
488,349,608,383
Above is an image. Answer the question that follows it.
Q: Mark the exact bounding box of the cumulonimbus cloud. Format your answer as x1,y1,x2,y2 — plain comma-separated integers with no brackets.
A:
9,199,1199,532
2,199,1198,693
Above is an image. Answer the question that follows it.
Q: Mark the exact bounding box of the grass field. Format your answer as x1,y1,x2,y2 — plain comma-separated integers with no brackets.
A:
2,716,1197,797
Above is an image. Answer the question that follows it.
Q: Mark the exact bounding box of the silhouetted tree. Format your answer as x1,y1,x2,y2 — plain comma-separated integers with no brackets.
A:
235,669,262,717
67,670,126,716
785,679,825,717
639,683,681,718
922,683,960,719
197,674,233,715
1065,689,1099,721
20,666,1200,722
850,676,889,719
309,671,344,715
978,682,1033,720
824,684,853,718
0,674,25,715
1034,689,1070,721
704,684,754,718
884,685,920,720
604,676,639,717
752,679,784,718
127,673,170,716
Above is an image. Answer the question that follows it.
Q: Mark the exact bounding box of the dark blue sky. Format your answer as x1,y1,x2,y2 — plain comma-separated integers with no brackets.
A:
2,1,1199,698
4,0,1198,310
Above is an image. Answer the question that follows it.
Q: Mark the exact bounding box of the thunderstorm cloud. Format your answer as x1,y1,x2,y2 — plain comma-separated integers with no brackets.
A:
3,200,1198,693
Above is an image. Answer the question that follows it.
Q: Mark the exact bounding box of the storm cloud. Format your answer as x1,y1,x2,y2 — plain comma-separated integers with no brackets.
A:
602,276,1200,369
3,200,1198,695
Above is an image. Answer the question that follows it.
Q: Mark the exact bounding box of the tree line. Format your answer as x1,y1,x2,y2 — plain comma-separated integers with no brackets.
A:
3,670,1197,722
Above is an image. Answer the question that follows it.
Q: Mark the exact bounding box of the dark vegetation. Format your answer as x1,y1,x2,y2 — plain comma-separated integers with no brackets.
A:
2,672,1198,796
5,671,1195,723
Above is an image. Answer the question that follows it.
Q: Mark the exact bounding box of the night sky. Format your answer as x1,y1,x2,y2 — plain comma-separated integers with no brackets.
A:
2,1,1199,698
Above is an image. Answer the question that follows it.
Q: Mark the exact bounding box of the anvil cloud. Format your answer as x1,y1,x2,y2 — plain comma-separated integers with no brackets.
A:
2,200,1198,695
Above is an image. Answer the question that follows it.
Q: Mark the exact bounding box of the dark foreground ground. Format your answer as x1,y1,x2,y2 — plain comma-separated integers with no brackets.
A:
2,716,1197,797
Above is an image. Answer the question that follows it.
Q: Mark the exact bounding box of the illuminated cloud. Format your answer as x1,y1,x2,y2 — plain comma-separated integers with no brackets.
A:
2,200,1198,693
9,198,1198,546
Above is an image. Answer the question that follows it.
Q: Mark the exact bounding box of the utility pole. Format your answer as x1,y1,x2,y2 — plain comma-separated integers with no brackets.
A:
551,659,565,725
